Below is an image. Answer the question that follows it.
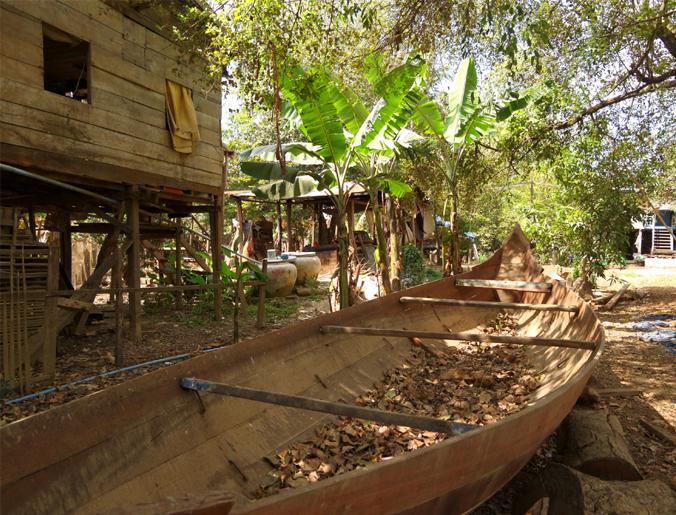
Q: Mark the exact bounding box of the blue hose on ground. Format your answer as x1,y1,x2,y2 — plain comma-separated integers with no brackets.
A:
4,343,228,406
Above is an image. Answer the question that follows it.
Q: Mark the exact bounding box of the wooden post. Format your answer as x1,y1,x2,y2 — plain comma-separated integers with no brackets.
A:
43,243,59,381
113,237,124,365
126,187,141,343
285,200,293,252
310,202,317,246
60,214,72,284
276,202,282,253
211,195,224,320
256,258,267,328
236,198,245,254
175,218,183,310
28,209,37,241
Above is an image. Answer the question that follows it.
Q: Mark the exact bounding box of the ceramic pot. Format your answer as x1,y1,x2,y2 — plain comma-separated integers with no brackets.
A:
282,252,321,286
265,258,297,297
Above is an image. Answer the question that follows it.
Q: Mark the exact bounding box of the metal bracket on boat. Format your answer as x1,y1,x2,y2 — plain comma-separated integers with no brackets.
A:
455,279,552,292
399,297,579,313
180,378,476,436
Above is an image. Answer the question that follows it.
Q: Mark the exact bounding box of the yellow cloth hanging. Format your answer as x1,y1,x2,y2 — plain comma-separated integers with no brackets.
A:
165,79,200,154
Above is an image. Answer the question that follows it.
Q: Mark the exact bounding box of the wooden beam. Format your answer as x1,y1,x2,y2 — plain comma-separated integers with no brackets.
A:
601,283,630,312
180,378,476,435
175,218,183,311
211,195,223,321
276,201,282,253
70,222,115,234
456,279,552,292
113,234,124,366
320,325,596,350
285,199,293,252
56,297,96,312
42,244,59,380
236,198,245,254
400,297,579,313
256,259,267,329
126,187,141,342
60,215,72,284
178,234,211,272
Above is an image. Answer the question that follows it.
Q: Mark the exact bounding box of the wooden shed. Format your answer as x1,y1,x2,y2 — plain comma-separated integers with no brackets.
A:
0,0,227,389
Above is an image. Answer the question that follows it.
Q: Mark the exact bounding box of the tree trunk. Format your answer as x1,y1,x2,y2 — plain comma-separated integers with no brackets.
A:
573,256,594,300
389,198,401,292
337,209,349,309
558,408,642,481
512,464,674,515
449,183,462,275
371,192,392,294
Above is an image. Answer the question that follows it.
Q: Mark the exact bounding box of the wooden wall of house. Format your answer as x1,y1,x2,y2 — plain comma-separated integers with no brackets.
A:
0,0,223,193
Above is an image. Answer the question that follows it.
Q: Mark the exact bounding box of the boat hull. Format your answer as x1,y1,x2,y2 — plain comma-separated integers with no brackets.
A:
0,227,603,514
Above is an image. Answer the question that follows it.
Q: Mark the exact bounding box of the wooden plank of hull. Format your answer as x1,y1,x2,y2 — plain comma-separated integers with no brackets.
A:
0,226,604,515
399,296,579,313
456,278,552,292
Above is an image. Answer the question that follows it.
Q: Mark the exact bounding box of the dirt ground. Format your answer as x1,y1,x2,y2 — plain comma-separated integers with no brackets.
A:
2,265,674,511
1,290,331,423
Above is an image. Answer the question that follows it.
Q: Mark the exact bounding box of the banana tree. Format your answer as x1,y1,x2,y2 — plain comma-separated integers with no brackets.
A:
413,57,535,273
241,56,427,308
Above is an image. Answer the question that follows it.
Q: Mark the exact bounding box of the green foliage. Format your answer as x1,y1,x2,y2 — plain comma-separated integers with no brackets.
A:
171,1,382,105
519,121,663,281
401,244,425,288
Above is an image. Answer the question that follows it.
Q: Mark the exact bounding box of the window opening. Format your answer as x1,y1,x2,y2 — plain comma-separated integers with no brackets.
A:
43,24,89,103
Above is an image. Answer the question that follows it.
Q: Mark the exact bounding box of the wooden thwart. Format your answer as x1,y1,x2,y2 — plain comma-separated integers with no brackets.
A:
180,378,476,435
320,326,596,350
400,297,578,313
456,279,552,292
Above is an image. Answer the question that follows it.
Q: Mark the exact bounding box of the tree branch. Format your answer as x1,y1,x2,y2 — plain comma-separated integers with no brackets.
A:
553,79,676,130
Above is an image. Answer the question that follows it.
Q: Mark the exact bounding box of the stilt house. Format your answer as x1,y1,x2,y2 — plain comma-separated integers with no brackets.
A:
0,0,225,390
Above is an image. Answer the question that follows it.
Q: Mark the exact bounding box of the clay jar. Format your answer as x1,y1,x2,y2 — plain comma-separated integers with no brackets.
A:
264,257,297,297
282,252,321,286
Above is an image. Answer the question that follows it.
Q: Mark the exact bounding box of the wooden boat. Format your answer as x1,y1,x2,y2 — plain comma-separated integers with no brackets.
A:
0,226,604,514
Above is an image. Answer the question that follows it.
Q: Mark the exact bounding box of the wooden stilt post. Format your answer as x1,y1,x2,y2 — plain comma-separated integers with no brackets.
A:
113,236,124,365
126,187,141,343
43,243,59,381
236,198,245,254
175,218,183,310
211,195,224,320
285,200,293,252
276,202,282,253
311,202,318,245
256,258,267,329
60,214,72,284
28,209,37,241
